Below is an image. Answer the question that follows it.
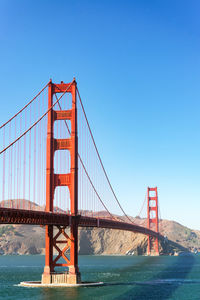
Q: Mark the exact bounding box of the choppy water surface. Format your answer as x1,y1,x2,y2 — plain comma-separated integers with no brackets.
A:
1,255,200,299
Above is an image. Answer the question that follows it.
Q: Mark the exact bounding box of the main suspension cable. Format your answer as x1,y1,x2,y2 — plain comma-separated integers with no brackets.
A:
137,192,147,219
77,87,134,224
56,96,115,220
0,80,74,154
0,80,50,129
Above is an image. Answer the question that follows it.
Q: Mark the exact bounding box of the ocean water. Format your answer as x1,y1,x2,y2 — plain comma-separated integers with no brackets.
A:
0,255,200,299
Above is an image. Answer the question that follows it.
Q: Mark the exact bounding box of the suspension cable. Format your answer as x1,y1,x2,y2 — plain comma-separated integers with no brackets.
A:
0,81,50,129
77,87,134,224
0,80,74,154
136,192,147,218
78,155,115,220
56,96,115,220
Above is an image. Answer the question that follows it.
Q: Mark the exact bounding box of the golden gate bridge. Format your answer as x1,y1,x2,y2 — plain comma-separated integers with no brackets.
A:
0,79,160,285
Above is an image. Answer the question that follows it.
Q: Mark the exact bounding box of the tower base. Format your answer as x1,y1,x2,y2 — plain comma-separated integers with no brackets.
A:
20,281,104,288
147,252,159,256
42,272,81,285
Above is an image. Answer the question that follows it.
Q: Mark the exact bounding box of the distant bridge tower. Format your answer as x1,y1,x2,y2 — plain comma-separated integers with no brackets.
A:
147,187,159,256
42,79,80,285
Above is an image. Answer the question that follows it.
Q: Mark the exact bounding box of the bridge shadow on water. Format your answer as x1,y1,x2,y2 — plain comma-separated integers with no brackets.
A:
112,255,195,300
38,255,196,300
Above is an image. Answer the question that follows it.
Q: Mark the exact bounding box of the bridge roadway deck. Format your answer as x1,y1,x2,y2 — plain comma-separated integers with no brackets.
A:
0,207,159,238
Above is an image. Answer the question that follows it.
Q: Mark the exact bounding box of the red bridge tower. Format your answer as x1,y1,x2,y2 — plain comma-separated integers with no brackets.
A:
42,79,80,284
147,187,159,256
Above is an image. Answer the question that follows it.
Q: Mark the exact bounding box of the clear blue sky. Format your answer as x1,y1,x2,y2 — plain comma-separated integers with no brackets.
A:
1,0,200,229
